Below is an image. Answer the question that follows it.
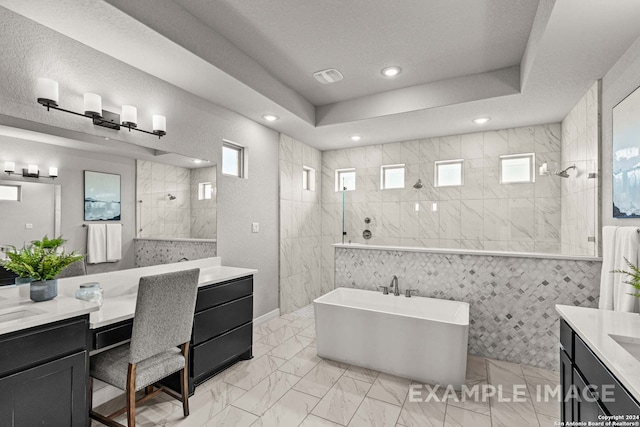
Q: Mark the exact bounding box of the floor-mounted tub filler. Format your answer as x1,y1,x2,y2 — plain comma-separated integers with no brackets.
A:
314,287,469,387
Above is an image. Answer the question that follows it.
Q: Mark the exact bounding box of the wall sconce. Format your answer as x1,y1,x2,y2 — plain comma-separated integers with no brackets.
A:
36,78,167,139
3,161,58,179
3,161,15,174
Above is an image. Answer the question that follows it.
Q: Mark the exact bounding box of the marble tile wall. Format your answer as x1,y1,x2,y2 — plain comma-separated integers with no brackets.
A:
137,160,191,239
321,124,563,290
190,166,217,239
137,161,217,239
134,238,216,267
560,81,600,256
279,134,324,314
335,247,601,369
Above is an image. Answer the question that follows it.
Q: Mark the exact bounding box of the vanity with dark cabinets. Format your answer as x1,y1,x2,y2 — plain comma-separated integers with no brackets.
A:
90,275,254,394
0,315,91,427
560,319,640,422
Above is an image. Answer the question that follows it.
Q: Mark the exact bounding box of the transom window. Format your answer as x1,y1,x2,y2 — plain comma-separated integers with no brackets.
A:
222,141,244,178
198,182,212,200
0,184,20,201
335,168,356,192
380,164,405,190
303,166,316,191
435,159,464,187
500,153,535,184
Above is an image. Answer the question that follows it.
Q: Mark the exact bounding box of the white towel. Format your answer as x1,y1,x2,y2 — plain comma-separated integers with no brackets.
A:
87,224,106,264
612,227,639,312
599,226,618,310
106,223,122,263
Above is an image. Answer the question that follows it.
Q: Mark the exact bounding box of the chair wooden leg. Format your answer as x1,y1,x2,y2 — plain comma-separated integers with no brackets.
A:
145,385,153,396
180,343,190,417
126,364,137,427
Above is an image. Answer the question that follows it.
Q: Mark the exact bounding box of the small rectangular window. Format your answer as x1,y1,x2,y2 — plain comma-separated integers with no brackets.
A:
335,168,356,191
380,164,405,190
500,153,535,184
303,166,316,191
0,184,20,201
198,182,212,200
222,141,244,177
435,159,464,187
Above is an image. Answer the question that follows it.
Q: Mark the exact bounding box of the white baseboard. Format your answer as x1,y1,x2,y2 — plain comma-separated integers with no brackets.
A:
254,308,280,326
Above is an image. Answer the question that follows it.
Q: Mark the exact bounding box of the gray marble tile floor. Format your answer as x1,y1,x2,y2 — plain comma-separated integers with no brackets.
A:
91,308,560,427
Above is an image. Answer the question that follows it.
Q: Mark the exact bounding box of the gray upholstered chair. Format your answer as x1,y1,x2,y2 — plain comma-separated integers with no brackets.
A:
89,268,200,427
57,259,87,278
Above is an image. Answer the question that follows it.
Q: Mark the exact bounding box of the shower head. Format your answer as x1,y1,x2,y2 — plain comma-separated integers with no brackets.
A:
413,179,423,189
167,194,177,200
555,165,576,178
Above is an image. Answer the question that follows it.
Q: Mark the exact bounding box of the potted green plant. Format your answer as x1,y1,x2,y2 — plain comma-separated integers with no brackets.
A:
1,236,83,302
613,258,640,297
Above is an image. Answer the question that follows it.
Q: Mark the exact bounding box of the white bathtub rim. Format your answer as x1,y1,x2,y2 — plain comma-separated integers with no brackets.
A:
314,288,469,326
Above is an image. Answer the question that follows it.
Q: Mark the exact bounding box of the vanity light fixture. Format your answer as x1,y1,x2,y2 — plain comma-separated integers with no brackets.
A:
472,117,491,124
36,78,167,139
262,114,279,122
382,66,402,77
350,135,362,142
2,161,58,179
3,161,15,174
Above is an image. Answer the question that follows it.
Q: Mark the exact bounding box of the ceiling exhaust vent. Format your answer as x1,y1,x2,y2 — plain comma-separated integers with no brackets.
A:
313,68,344,84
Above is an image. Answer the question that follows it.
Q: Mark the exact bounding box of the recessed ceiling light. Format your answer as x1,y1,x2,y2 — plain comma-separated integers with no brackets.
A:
262,114,278,121
350,135,362,141
193,159,203,164
473,117,491,124
382,66,401,77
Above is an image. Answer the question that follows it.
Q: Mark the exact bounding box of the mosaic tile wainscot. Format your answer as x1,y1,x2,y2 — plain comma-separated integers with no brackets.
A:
334,247,602,370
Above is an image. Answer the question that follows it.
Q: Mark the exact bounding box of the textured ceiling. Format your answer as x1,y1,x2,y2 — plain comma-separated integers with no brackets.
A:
175,0,539,106
1,0,640,151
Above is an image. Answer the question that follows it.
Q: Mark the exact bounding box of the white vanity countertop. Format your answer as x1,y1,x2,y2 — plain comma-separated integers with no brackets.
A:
88,265,257,329
0,258,257,333
0,291,99,336
556,305,640,401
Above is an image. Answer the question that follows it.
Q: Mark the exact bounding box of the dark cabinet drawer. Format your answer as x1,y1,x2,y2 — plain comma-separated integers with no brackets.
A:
573,367,607,421
574,334,640,416
560,349,573,422
196,276,253,312
193,322,252,380
193,295,253,345
0,351,87,427
93,319,133,350
0,317,87,377
560,319,574,359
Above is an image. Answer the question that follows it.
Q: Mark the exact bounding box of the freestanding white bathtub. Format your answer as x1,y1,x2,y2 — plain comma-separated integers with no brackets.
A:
314,287,469,387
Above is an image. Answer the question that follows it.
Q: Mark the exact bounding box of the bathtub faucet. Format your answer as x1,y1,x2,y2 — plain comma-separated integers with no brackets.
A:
390,275,400,296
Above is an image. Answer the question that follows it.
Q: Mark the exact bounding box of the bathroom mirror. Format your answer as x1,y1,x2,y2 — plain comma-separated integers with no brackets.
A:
136,160,217,240
0,126,216,273
0,179,60,255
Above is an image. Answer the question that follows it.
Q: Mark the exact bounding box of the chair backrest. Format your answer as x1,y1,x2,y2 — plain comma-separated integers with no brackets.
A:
57,259,87,278
129,268,200,364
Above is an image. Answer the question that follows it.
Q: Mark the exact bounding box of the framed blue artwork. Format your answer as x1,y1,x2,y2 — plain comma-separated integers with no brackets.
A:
613,85,640,218
84,170,121,221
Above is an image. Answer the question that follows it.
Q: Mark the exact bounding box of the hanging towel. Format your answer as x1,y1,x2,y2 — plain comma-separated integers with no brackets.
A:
106,223,122,262
612,227,640,312
87,224,107,264
599,226,618,310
